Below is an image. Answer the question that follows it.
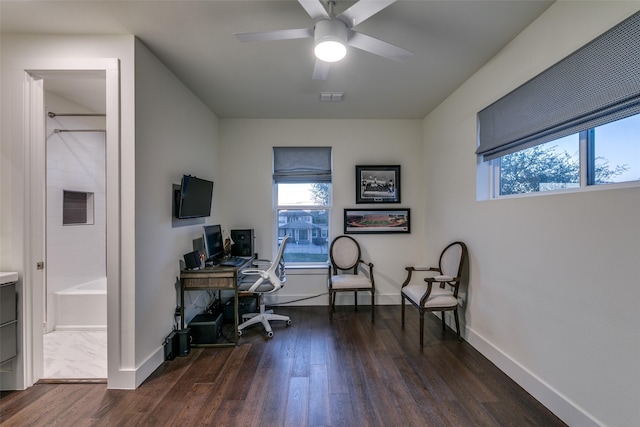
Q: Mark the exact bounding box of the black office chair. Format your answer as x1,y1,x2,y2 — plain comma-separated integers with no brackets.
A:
236,235,291,338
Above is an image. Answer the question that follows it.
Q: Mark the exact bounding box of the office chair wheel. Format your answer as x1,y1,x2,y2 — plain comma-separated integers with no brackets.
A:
266,331,274,338
237,330,243,337
286,320,292,326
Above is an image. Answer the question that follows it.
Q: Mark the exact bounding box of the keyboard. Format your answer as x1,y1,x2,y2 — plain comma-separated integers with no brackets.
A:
220,256,246,267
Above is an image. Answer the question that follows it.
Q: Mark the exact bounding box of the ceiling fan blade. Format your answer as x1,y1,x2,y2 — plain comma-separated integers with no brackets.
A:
312,59,331,80
337,0,396,28
298,0,329,21
347,30,413,62
235,27,313,43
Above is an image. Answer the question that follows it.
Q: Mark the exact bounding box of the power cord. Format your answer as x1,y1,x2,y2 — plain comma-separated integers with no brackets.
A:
268,292,328,306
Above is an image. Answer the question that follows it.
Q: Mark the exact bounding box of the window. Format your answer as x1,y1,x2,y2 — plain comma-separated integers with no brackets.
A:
273,147,332,264
478,11,640,197
495,113,639,196
276,183,330,263
591,113,640,184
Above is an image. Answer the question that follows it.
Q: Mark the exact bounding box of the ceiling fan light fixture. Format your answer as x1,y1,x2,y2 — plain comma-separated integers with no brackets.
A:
315,41,346,62
314,19,347,62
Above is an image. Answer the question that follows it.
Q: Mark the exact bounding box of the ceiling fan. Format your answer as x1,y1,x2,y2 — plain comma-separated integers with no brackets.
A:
234,0,413,80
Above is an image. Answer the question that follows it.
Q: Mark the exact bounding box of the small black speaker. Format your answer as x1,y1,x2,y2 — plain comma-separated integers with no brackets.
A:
183,250,201,270
164,331,178,361
177,328,190,357
231,229,254,257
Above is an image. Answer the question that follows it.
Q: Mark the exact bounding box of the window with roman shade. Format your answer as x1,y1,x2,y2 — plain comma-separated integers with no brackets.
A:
273,146,332,183
273,146,332,264
477,11,640,162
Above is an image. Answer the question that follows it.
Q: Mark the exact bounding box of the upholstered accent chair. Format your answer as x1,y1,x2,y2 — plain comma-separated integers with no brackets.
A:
327,235,375,320
401,241,467,347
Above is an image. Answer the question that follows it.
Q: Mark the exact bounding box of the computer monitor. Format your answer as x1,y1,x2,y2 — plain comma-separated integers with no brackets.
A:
203,224,224,262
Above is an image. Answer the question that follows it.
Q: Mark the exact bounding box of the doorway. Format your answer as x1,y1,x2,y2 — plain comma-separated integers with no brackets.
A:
43,76,107,379
23,59,120,388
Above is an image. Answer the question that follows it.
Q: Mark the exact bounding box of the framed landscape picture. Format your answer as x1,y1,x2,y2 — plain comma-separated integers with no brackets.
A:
344,208,410,234
355,165,400,204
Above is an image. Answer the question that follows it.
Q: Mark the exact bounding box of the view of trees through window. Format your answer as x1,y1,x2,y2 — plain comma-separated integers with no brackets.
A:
498,113,639,196
277,183,330,263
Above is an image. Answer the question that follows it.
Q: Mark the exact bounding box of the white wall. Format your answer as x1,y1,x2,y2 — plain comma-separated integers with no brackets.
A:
133,39,220,379
422,3,640,427
218,119,424,306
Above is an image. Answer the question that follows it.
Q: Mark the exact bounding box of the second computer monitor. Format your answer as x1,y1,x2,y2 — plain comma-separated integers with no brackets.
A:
203,224,224,261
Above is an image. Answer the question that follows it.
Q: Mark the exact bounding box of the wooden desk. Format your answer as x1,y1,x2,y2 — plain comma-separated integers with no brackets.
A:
179,257,253,347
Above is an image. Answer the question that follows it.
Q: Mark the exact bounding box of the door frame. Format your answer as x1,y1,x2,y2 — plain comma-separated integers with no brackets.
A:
23,58,120,387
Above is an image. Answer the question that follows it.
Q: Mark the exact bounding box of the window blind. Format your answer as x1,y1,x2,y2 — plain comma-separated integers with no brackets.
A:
273,146,332,183
477,11,640,161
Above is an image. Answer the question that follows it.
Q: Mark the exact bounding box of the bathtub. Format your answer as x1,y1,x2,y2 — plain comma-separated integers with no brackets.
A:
54,278,107,331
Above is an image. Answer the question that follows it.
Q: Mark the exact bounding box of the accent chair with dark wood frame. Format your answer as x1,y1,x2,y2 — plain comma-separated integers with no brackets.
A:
327,235,375,321
401,241,467,347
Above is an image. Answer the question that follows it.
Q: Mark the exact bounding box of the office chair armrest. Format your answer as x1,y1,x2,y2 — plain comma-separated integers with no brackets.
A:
251,259,273,268
241,268,268,277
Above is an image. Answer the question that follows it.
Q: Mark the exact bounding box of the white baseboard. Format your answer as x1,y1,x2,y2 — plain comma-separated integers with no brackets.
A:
106,346,164,390
107,368,136,389
134,346,165,388
465,326,602,427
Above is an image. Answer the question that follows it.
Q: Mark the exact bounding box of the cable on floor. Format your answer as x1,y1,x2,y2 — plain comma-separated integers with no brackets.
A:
268,292,329,306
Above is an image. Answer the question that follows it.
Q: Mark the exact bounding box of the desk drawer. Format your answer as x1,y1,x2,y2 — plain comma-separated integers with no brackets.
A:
183,277,236,289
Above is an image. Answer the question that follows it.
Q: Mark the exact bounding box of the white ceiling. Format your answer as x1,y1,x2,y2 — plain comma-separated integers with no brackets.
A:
1,0,553,119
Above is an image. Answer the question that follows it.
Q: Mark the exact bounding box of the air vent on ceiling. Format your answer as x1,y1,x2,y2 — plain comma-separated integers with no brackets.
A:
320,92,344,102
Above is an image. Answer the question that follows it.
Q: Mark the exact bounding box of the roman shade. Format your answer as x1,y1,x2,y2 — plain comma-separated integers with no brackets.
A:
477,11,640,161
273,146,332,183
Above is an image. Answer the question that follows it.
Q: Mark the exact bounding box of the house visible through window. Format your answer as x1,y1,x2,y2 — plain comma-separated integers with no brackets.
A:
273,147,332,264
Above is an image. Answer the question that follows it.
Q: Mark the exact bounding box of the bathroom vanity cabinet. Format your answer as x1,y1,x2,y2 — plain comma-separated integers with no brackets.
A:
0,272,18,364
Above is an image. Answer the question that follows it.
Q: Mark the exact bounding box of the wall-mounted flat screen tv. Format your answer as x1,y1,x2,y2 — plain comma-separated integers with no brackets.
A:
175,175,214,219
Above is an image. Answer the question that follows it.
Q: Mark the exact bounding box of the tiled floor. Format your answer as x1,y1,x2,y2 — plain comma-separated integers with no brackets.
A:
43,330,107,379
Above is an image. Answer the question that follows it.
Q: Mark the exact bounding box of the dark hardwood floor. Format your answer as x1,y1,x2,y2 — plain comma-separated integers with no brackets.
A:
1,306,566,426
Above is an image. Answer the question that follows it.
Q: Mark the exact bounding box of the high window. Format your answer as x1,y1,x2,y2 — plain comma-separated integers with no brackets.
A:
478,11,640,198
495,113,639,196
273,147,332,264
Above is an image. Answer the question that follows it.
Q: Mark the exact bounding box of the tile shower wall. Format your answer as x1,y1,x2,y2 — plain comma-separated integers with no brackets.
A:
46,92,106,330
